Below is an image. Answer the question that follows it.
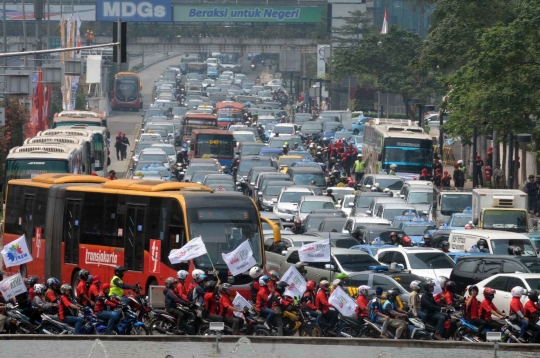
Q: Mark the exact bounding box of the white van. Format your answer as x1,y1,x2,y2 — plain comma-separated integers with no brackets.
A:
448,229,537,256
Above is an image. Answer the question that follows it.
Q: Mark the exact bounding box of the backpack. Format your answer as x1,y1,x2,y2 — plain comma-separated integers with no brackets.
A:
368,298,380,322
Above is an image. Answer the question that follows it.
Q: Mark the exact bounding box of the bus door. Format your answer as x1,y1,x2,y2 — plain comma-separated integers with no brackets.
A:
64,199,82,264
124,204,146,272
165,200,188,271
22,194,36,252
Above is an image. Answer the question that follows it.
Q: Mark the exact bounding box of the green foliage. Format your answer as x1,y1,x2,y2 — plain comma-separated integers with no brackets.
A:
332,10,376,49
75,88,86,110
0,98,27,180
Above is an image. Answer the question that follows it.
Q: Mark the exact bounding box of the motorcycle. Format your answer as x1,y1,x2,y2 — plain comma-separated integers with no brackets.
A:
360,316,431,340
250,63,256,71
39,307,104,335
149,304,198,335
198,308,271,336
336,314,365,338
3,304,36,334
103,304,149,335
125,283,154,326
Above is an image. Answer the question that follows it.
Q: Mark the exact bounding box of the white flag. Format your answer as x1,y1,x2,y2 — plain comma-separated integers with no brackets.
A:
221,240,257,276
329,287,358,317
232,292,252,318
168,236,208,264
0,273,27,300
298,239,331,262
282,266,307,298
1,234,33,268
381,7,389,34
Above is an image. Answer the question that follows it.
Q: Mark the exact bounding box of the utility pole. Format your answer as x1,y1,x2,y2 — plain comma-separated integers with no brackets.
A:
22,0,28,66
3,0,7,67
34,0,44,67
47,0,50,52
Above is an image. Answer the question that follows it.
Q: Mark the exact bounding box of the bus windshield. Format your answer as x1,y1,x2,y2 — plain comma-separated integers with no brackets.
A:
440,194,473,216
196,134,234,158
384,138,433,172
5,159,70,180
115,76,139,102
188,208,262,270
182,121,217,139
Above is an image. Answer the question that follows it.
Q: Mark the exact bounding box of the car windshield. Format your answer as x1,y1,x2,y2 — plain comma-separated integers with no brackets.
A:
233,133,256,142
408,192,433,204
134,143,153,155
402,224,437,236
407,252,455,269
240,145,264,156
343,196,354,208
383,208,416,220
238,160,271,174
334,254,380,272
526,279,540,290
186,165,217,175
305,216,325,230
152,146,175,156
302,123,322,131
281,191,313,203
450,215,472,227
440,194,473,216
323,123,341,132
293,172,325,186
191,171,215,183
321,220,346,232
264,185,287,196
274,126,294,134
357,195,378,208
300,200,334,213
139,153,167,162
377,179,404,190
490,239,536,256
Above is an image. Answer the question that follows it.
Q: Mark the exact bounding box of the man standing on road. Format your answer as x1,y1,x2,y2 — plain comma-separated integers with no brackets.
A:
115,131,122,161
120,133,130,161
525,175,537,214
353,154,365,183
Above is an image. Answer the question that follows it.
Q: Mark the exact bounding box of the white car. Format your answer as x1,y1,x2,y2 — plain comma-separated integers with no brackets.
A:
138,148,170,169
151,143,177,166
464,273,540,313
340,194,356,217
273,187,315,225
294,196,336,222
270,124,297,138
374,247,454,281
206,57,219,65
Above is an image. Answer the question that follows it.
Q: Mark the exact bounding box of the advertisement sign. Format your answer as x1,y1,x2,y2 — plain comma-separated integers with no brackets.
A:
81,244,124,268
221,240,256,276
97,0,172,22
174,6,323,23
0,274,27,300
1,235,33,268
2,5,96,21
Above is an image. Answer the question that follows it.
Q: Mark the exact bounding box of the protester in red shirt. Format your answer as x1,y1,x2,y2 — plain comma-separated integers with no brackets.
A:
94,283,120,334
203,280,223,323
524,289,540,342
256,276,274,329
302,280,321,325
443,281,458,307
175,270,189,301
479,287,506,333
315,280,338,334
509,286,537,341
356,285,370,320
58,284,84,334
464,285,486,339
218,283,245,334
75,269,93,306
88,275,101,303
45,277,61,306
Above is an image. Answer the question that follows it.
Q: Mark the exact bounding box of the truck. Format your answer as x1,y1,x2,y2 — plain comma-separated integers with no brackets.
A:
432,187,472,224
319,110,352,131
472,189,529,232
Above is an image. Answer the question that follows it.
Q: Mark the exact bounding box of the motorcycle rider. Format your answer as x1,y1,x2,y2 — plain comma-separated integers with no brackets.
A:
408,281,426,322
76,269,94,307
420,280,447,340
88,275,101,303
382,289,408,339
301,280,321,325
434,276,448,304
325,188,337,203
476,239,490,253
479,287,507,333
256,275,274,330
291,219,305,234
25,276,39,300
163,277,192,335
443,281,459,307
32,284,58,314
189,269,205,295
219,283,245,335
315,280,338,335
268,270,281,292
295,262,308,280
249,266,263,302
110,266,139,301
45,277,61,305
191,274,209,306
389,164,397,175
94,283,120,335
368,287,390,339
465,285,486,340
353,154,365,183
509,286,532,342
58,284,84,334
441,241,451,253
273,281,301,332
356,285,371,321
327,174,338,187
176,270,189,301
524,289,540,343
16,281,39,324
421,234,433,248
389,232,400,247
203,280,223,323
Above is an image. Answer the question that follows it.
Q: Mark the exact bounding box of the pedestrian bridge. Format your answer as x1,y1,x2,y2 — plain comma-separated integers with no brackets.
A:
5,36,318,54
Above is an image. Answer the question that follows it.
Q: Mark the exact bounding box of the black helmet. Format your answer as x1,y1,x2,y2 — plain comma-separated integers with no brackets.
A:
528,289,539,302
477,239,488,247
423,280,435,292
205,280,217,292
423,233,432,241
27,276,39,287
164,277,177,289
327,189,333,194
221,283,232,293
275,281,289,293
442,241,450,248
386,289,399,302
79,269,90,281
114,266,128,276
446,281,457,293
513,246,522,256
468,285,478,294
86,275,94,285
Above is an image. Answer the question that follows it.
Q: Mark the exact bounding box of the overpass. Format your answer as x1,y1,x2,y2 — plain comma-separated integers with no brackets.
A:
3,36,318,54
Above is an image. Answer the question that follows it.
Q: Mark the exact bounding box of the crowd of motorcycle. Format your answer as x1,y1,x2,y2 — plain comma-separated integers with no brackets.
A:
2,263,540,343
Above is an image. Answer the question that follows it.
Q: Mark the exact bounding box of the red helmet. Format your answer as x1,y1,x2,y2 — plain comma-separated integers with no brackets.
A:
402,236,412,246
102,283,111,290
306,280,316,291
483,287,496,299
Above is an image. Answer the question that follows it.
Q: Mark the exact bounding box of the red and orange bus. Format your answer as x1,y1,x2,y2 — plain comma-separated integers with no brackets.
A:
2,174,267,297
181,113,218,148
189,129,235,173
112,72,143,111
216,101,244,128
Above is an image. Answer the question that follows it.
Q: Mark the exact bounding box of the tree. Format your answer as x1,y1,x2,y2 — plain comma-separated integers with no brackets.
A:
332,10,375,49
0,98,28,180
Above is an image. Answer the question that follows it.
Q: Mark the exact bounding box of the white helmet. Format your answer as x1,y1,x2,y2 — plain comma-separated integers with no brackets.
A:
310,143,315,148
177,270,189,280
358,285,371,297
457,160,463,164
370,187,378,192
192,269,205,280
383,188,390,193
33,283,47,295
390,164,397,169
511,286,527,298
358,153,363,157
410,280,422,291
438,276,449,288
249,266,263,279
374,183,380,188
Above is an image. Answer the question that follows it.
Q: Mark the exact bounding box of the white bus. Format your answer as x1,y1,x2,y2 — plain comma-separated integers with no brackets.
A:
54,110,107,129
37,127,108,176
362,118,433,180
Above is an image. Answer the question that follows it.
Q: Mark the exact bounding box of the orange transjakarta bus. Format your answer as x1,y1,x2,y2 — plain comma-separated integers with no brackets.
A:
215,102,244,128
2,174,266,297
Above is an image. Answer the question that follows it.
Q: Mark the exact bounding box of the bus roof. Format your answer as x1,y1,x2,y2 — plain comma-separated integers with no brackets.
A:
368,119,431,139
54,116,102,124
115,72,139,78
25,137,86,146
30,173,108,184
101,179,214,193
7,144,78,159
191,129,234,136
56,110,101,118
216,101,244,109
38,126,107,138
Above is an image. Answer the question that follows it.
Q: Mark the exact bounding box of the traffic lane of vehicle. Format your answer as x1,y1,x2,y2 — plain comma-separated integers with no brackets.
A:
0,338,535,358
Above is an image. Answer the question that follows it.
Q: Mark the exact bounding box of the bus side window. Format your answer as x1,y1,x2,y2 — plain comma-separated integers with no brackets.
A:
167,200,188,271
5,184,25,236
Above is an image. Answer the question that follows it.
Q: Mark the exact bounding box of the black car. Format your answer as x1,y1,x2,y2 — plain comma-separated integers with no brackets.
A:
258,181,294,211
354,225,406,245
235,156,273,183
449,255,540,295
350,192,391,217
298,122,323,141
303,211,347,233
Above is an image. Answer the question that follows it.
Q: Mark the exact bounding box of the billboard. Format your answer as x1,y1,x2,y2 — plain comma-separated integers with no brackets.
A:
96,0,172,22
174,6,323,23
2,5,96,21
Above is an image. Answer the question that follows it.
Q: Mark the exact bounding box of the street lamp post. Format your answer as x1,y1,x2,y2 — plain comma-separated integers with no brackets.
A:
301,76,307,113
